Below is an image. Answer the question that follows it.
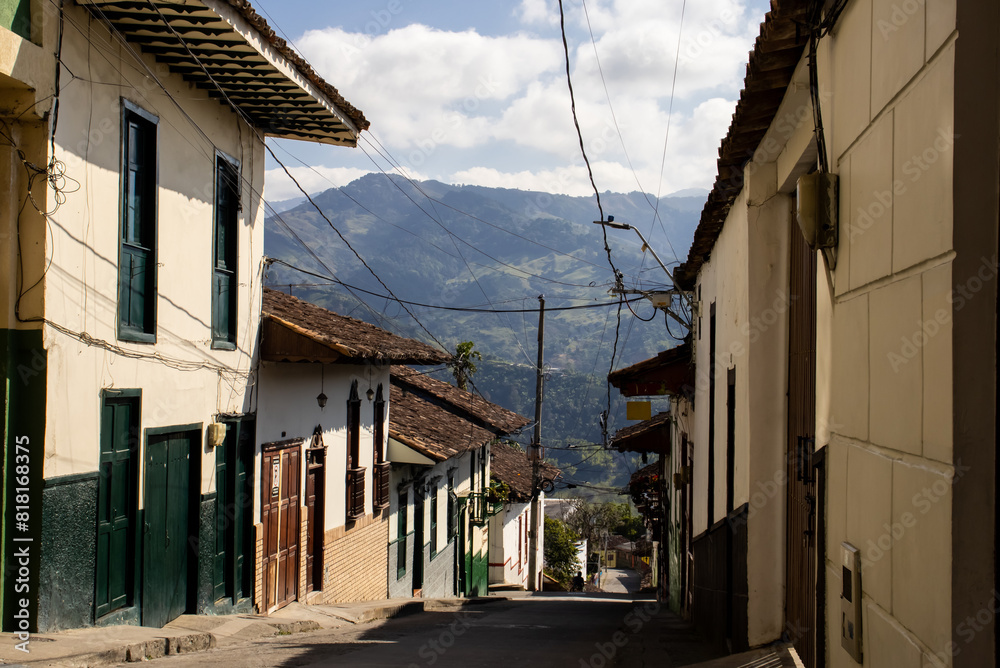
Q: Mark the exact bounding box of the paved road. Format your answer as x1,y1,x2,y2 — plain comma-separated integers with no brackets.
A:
118,594,727,668
601,568,642,594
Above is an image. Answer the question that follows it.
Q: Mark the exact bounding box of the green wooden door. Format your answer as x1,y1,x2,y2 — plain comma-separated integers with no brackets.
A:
214,419,254,603
213,424,230,602
96,397,138,618
143,431,192,628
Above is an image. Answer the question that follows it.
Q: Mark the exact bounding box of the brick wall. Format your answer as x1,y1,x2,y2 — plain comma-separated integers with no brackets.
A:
254,523,263,612
320,510,389,603
299,506,308,599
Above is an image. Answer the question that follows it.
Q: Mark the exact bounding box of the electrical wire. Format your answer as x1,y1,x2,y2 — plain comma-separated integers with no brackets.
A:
268,258,644,313
138,0,449,353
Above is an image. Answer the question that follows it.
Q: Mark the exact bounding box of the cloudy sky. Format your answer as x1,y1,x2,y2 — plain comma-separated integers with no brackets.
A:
254,0,771,202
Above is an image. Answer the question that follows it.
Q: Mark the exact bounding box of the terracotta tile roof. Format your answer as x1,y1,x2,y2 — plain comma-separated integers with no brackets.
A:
391,366,531,434
629,461,660,487
489,440,561,502
221,1,370,131
261,288,449,364
608,342,693,398
388,383,497,462
673,0,810,289
611,411,672,454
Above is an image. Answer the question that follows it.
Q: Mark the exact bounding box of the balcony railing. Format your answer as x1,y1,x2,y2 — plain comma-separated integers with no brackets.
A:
373,461,390,510
347,467,366,521
467,492,504,526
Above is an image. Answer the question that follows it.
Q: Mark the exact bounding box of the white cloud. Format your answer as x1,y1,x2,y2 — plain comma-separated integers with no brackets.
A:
282,0,766,195
516,0,559,26
295,24,563,148
450,96,736,197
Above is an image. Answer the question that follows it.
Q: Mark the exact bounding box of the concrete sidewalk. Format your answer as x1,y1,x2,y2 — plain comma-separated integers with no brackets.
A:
610,600,803,668
0,595,510,667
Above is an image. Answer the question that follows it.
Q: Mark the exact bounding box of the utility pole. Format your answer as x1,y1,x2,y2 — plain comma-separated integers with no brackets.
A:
527,295,545,591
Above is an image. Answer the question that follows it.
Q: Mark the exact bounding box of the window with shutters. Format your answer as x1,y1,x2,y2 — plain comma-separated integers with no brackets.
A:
118,103,158,342
373,385,390,509
430,488,439,556
346,381,365,520
212,155,239,348
397,489,408,578
447,475,456,542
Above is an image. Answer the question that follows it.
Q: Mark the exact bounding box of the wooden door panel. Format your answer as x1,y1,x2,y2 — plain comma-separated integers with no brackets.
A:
786,219,818,667
261,443,300,612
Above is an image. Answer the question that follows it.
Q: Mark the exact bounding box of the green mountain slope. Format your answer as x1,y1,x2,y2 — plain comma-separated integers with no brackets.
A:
264,173,699,490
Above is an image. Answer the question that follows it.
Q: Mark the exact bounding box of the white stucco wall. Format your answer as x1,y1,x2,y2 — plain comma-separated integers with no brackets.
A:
693,187,750,537
39,5,266,504
257,362,390,530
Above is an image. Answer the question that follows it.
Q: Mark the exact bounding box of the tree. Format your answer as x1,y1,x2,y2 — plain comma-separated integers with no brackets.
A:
448,341,482,391
565,500,629,549
543,516,580,585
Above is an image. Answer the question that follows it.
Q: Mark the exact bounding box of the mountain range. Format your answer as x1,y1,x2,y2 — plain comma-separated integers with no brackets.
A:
264,173,704,490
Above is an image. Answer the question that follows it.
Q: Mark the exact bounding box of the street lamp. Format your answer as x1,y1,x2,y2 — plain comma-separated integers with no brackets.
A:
594,216,693,331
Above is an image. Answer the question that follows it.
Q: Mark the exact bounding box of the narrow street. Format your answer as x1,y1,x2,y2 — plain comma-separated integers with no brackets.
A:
107,572,730,668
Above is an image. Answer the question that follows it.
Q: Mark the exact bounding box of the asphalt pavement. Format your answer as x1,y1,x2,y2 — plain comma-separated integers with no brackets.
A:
0,569,801,668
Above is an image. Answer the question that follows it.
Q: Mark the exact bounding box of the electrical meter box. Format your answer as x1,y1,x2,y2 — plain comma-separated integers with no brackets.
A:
841,542,863,662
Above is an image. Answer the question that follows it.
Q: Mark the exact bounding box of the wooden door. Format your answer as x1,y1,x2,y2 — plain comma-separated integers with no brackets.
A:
96,396,138,618
143,431,194,628
681,432,692,615
261,444,300,612
214,419,255,604
305,440,325,594
786,217,818,666
412,490,424,593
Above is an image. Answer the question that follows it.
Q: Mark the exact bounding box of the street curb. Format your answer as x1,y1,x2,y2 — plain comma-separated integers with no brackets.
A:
266,620,323,635
24,632,218,667
11,596,511,665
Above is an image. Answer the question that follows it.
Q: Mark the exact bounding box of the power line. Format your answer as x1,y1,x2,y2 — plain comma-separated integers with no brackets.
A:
135,0,449,352
268,258,645,313
652,0,688,254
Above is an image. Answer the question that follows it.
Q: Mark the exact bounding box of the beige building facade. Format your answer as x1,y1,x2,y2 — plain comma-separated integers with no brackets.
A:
2,0,366,632
670,1,997,666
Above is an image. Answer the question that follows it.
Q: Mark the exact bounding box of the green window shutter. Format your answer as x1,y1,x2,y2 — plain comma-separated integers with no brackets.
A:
430,492,438,554
212,157,239,347
397,491,407,578
118,110,157,341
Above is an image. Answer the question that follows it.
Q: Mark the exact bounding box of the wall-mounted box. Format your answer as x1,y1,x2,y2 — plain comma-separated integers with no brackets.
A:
841,542,863,663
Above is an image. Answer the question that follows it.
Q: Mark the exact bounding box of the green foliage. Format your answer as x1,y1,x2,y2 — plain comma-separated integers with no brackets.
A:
614,511,646,542
544,516,580,585
264,176,684,496
449,341,482,391
565,501,626,549
486,480,511,504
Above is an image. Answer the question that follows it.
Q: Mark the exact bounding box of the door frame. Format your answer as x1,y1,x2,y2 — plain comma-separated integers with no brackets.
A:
785,215,818,666
412,487,424,594
95,389,142,621
260,439,302,613
214,416,255,606
141,423,201,628
305,428,326,594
